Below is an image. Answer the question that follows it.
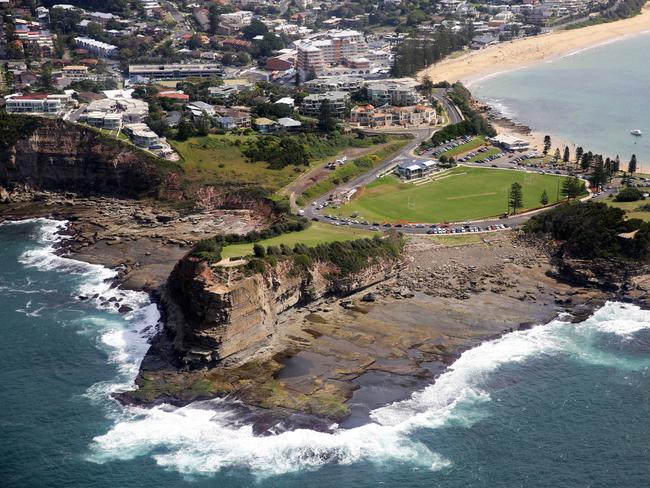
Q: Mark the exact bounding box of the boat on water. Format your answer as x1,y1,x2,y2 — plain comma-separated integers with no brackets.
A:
631,129,643,136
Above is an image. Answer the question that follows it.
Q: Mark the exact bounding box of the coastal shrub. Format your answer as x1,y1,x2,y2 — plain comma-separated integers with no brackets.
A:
190,237,223,263
0,112,41,149
253,243,266,258
246,258,266,274
614,187,644,202
524,201,650,259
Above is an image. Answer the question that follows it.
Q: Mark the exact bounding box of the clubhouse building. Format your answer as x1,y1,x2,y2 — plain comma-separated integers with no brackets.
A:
396,159,437,180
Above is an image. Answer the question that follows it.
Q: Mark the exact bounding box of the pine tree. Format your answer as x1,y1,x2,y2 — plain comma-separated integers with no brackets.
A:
613,155,621,172
629,154,638,174
508,182,523,214
575,146,584,165
561,177,583,200
543,135,552,156
554,148,561,161
318,99,336,132
540,190,549,206
563,146,570,163
589,159,608,192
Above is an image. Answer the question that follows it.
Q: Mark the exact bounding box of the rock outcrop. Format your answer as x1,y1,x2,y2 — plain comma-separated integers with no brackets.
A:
0,116,181,199
164,254,400,366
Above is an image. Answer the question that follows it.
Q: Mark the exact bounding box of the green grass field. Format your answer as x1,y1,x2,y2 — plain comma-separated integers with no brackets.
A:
333,166,569,223
608,199,650,221
220,222,376,258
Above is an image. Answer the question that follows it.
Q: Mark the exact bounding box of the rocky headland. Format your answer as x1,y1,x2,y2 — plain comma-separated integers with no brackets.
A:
3,117,649,433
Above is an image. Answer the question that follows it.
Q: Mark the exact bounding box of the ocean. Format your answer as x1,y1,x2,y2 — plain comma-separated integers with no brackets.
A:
472,32,650,171
1,218,649,487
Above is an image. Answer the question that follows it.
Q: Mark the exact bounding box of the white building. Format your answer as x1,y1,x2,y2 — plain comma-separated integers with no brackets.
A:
366,79,421,106
296,30,367,78
300,91,349,117
489,134,530,151
5,93,72,114
74,37,118,58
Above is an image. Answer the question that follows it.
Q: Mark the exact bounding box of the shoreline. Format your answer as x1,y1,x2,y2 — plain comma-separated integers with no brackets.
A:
419,5,650,86
2,195,649,434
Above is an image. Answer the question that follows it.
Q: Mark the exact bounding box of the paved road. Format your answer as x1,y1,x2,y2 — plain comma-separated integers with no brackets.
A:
432,89,464,125
302,128,433,217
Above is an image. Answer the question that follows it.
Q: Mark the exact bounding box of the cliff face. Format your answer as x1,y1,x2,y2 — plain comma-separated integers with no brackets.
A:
164,255,399,365
0,117,180,199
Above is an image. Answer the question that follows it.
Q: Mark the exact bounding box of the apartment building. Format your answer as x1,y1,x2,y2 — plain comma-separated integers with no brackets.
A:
128,64,224,80
296,30,367,78
74,37,118,58
300,91,349,117
350,104,436,128
5,93,72,114
366,79,421,106
303,76,365,93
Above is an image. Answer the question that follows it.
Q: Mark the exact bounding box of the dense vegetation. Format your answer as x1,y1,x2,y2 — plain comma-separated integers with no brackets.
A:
392,26,475,77
246,233,404,277
242,133,388,170
190,213,310,263
614,187,644,202
0,112,42,150
525,201,650,260
566,0,646,29
422,84,496,148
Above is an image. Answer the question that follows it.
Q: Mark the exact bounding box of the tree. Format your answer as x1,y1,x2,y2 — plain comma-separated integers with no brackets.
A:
629,154,638,174
613,155,621,172
540,190,549,206
508,182,523,214
575,146,584,164
194,114,211,137
318,99,336,132
563,146,570,163
38,66,54,91
580,151,593,171
176,117,195,141
554,148,561,162
253,243,266,258
543,135,551,156
561,177,584,200
589,159,608,192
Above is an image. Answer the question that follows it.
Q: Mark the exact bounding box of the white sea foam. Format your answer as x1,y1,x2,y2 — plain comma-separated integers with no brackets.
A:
87,302,650,478
16,219,649,479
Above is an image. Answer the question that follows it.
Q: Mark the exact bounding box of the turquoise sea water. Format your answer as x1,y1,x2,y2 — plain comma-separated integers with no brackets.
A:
472,33,650,170
1,219,650,487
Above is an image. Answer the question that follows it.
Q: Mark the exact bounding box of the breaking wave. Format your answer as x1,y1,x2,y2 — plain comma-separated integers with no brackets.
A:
12,219,650,479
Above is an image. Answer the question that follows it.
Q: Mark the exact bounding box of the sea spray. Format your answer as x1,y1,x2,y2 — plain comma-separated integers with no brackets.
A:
88,301,650,478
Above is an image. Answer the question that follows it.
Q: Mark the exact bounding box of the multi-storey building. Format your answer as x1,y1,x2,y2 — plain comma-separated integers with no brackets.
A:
296,30,367,78
304,76,365,93
128,64,224,81
5,93,72,114
300,91,349,117
366,79,421,106
350,104,437,128
74,37,118,58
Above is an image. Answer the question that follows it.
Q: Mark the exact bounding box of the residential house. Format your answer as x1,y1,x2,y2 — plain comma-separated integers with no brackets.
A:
254,117,279,133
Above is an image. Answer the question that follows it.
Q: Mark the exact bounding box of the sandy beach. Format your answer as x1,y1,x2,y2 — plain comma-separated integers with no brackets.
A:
419,5,650,86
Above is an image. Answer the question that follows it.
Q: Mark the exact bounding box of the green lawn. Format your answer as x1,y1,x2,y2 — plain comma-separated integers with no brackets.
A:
220,222,376,258
440,136,487,158
608,200,650,221
333,166,569,223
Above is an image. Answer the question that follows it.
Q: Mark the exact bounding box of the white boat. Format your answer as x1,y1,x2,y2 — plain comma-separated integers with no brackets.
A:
631,129,643,136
